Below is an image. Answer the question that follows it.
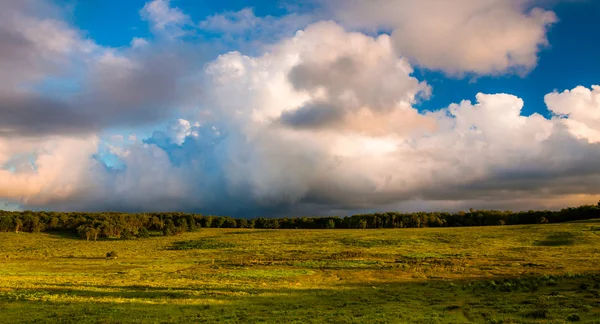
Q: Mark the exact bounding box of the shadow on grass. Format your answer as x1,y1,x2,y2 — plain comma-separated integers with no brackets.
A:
224,230,277,235
535,232,577,246
2,273,600,323
45,231,123,242
44,231,80,240
57,256,108,260
568,219,600,224
45,230,162,242
168,239,236,251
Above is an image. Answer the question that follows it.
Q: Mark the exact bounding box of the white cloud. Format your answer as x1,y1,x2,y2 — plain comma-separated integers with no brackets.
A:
325,0,557,75
546,85,600,143
193,22,600,211
131,37,149,48
200,8,260,34
204,22,430,135
167,119,198,145
0,136,100,206
0,0,203,208
140,0,190,36
198,7,315,49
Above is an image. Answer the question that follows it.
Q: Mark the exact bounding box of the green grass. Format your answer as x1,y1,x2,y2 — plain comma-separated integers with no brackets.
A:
1,222,600,323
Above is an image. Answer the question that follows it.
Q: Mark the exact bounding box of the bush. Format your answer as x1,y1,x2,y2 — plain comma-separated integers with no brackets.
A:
120,231,134,240
137,227,150,239
526,309,548,319
567,313,580,322
106,251,118,259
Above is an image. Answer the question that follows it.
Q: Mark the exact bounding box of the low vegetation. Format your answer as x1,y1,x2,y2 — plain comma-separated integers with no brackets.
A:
1,220,599,323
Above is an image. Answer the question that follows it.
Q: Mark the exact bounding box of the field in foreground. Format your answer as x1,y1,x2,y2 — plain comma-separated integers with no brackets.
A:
1,222,600,323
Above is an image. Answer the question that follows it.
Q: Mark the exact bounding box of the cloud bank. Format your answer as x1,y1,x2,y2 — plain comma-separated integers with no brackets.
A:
0,0,599,216
325,0,557,75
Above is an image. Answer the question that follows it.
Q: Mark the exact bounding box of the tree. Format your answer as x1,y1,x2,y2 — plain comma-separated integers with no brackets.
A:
163,219,176,236
0,216,12,232
223,218,237,228
138,227,150,239
77,225,94,241
14,219,23,233
89,227,99,241
177,218,189,232
325,219,335,229
358,219,368,229
238,219,248,228
48,217,59,229
121,230,134,240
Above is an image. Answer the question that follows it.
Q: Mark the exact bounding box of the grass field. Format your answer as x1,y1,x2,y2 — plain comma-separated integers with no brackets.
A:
1,221,600,323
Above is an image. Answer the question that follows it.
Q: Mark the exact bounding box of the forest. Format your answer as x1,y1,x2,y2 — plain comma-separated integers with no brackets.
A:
1,203,599,240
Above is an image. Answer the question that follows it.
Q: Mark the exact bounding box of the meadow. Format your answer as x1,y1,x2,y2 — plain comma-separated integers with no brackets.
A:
1,221,599,323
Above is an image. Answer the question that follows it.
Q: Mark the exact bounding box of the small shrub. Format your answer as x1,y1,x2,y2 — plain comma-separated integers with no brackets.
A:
120,231,134,240
137,227,150,239
106,251,118,259
528,282,540,292
500,281,517,292
526,309,548,319
567,313,581,322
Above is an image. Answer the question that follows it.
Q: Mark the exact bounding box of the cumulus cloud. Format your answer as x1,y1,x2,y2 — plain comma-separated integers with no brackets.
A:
0,0,93,89
204,22,431,136
0,0,203,207
200,7,314,38
185,22,600,214
140,0,190,36
324,0,557,75
545,85,600,143
1,2,599,216
131,37,149,48
200,8,265,34
0,136,100,206
198,7,316,53
0,0,201,138
0,0,97,137
167,119,199,145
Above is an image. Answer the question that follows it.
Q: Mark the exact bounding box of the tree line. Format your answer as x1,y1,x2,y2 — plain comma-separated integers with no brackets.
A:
0,203,599,240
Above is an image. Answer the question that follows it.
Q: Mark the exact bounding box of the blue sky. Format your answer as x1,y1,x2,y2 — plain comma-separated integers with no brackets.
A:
64,0,302,45
1,0,599,216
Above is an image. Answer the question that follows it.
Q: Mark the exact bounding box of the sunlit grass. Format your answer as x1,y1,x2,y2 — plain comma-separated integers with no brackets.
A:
1,221,600,323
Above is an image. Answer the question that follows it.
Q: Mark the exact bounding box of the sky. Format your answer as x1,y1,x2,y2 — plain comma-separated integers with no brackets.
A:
1,0,599,217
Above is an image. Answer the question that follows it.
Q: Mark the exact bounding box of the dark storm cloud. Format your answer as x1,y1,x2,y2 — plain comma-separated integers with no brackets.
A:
279,101,345,129
0,93,94,137
0,0,207,139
